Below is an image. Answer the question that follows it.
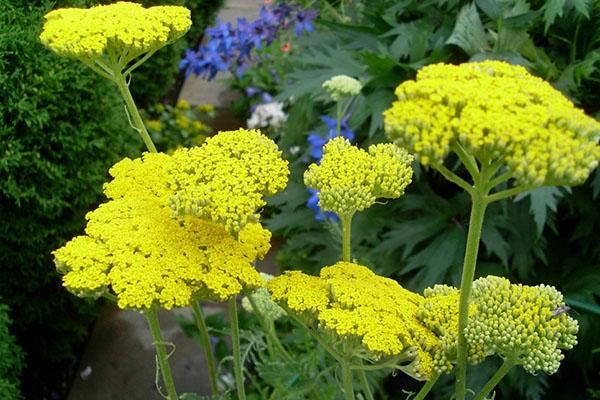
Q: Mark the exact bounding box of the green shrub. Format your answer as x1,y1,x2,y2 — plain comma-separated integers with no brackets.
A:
0,0,137,380
0,303,23,400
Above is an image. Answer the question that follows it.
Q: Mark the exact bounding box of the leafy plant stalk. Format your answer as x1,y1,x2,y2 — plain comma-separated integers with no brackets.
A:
191,301,219,395
357,367,374,400
146,306,179,400
341,359,356,400
473,358,516,400
455,188,488,400
341,214,353,262
114,72,158,153
413,374,439,400
229,297,247,400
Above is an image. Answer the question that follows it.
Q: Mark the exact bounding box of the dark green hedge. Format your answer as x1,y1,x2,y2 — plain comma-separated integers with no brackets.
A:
1,0,223,396
0,303,23,400
0,0,137,395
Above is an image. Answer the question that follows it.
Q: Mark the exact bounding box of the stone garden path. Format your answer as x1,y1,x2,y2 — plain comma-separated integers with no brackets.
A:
67,1,266,399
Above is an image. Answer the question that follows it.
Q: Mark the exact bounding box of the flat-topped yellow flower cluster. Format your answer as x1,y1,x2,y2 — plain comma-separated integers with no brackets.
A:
384,61,600,186
304,137,413,217
53,130,287,310
420,276,578,375
168,129,289,235
268,262,438,380
40,2,191,63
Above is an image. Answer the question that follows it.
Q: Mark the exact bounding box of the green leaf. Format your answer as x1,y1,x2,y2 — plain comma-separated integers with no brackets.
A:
571,0,591,18
446,2,490,56
476,0,503,20
591,169,600,199
543,0,566,31
515,186,565,235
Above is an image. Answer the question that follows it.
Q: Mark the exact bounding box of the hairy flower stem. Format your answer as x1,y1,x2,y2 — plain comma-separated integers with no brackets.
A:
114,73,158,153
473,358,515,400
229,298,247,400
341,214,353,262
145,307,179,400
336,101,342,137
455,187,489,400
357,368,374,400
341,360,356,400
413,374,439,400
247,295,293,363
191,302,219,395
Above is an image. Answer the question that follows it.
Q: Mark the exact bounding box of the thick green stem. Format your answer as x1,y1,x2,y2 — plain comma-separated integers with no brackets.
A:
336,101,342,137
145,307,179,400
341,214,353,262
455,190,488,400
357,368,374,400
473,358,515,400
229,298,246,400
341,360,356,400
114,73,158,153
413,374,439,400
191,302,219,395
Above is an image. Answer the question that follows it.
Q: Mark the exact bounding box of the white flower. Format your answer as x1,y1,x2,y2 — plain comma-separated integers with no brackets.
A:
247,102,287,129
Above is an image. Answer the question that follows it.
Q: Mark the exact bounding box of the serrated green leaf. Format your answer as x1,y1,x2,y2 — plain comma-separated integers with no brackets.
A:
543,0,566,31
476,0,503,20
447,3,490,56
481,218,510,266
571,0,591,18
515,186,565,235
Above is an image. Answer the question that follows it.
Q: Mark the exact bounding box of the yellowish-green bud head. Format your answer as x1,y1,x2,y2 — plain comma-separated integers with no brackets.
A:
322,75,362,101
304,137,413,217
168,129,289,235
419,285,485,374
384,61,600,186
53,152,269,310
241,273,286,321
466,276,578,375
418,276,578,376
268,262,438,380
40,2,191,65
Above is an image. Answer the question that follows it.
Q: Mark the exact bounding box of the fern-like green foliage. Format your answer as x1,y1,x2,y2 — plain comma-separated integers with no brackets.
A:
265,1,600,398
0,303,24,400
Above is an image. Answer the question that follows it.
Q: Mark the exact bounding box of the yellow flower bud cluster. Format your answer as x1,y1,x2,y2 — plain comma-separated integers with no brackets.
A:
268,262,438,380
322,75,363,102
242,273,286,321
418,285,486,374
465,276,578,374
53,152,269,310
168,129,289,235
40,2,191,63
384,61,600,186
304,137,413,217
418,276,578,375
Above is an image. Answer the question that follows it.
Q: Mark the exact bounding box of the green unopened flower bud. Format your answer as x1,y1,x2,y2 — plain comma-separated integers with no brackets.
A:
242,273,286,321
322,75,362,102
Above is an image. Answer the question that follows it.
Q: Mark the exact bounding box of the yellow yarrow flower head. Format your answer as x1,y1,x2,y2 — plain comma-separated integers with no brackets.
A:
168,129,289,235
384,61,600,186
268,262,439,380
40,2,191,66
465,276,578,375
322,75,362,102
304,137,413,217
53,152,269,310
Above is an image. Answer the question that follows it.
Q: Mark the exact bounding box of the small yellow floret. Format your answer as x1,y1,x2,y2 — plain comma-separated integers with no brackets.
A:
268,262,438,380
304,137,413,216
40,2,191,64
384,61,600,186
168,129,289,235
53,152,268,310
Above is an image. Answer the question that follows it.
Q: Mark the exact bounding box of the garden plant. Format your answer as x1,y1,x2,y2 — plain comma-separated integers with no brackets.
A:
31,1,600,400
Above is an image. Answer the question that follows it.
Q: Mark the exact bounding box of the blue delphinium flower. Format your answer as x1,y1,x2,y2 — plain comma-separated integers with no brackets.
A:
181,3,318,80
306,113,355,221
307,188,338,221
